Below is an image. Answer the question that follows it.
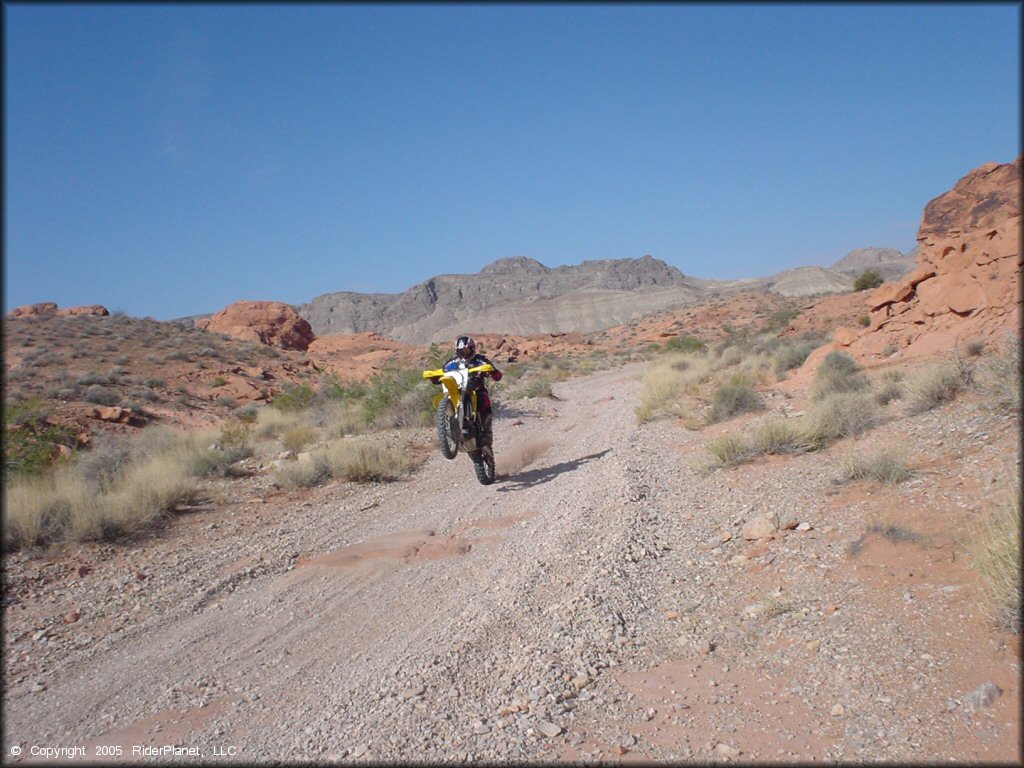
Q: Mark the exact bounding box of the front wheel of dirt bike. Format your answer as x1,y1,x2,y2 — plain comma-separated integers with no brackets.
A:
471,447,496,486
437,398,458,459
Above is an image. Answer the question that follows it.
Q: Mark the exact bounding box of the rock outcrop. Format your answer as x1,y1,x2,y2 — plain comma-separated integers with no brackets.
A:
57,305,110,317
200,300,315,351
8,303,110,318
8,303,58,318
807,156,1021,362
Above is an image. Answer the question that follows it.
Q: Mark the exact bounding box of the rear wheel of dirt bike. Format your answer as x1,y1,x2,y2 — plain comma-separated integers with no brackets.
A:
437,398,458,459
471,447,496,485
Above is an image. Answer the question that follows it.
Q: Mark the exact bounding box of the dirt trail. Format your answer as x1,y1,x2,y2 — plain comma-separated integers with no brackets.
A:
3,363,1020,763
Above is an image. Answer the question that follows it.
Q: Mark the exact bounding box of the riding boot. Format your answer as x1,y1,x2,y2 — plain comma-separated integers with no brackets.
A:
478,411,493,448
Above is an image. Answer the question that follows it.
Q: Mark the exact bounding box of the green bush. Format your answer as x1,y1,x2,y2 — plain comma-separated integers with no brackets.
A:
271,382,316,412
762,307,799,333
854,270,884,291
665,335,706,354
4,397,76,477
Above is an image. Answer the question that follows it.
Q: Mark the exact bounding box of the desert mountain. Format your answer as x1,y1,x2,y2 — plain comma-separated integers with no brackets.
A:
297,255,710,345
829,247,916,282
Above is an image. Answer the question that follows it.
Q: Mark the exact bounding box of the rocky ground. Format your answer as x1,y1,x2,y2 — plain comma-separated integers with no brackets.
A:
3,361,1019,764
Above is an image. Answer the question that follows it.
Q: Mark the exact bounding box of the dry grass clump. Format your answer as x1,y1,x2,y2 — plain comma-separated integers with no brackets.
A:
704,433,751,467
281,423,317,454
319,439,415,482
636,354,693,423
706,371,763,424
977,337,1021,412
872,369,906,405
810,351,868,401
836,449,912,484
801,391,879,448
970,486,1021,633
746,419,809,455
3,436,202,550
902,355,974,415
272,438,414,489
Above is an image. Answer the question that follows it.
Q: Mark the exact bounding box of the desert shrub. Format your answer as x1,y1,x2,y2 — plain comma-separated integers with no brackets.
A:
636,356,690,423
704,433,750,467
166,350,189,361
212,376,227,387
811,351,868,401
2,429,208,550
271,382,316,412
364,365,433,428
854,270,884,291
323,401,368,438
214,396,238,409
272,457,329,489
316,439,415,483
145,378,166,388
858,315,871,327
3,397,76,477
254,406,302,439
664,335,706,354
746,419,808,456
978,337,1021,412
772,339,819,380
872,368,906,405
837,450,911,484
77,371,110,386
281,423,317,454
802,391,878,448
903,357,973,416
762,307,799,333
235,403,262,423
83,385,120,406
706,372,763,424
217,419,254,463
970,486,1021,633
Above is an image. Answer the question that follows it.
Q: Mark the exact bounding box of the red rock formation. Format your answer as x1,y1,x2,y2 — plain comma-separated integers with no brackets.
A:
8,302,58,318
204,301,315,351
57,305,109,317
810,157,1021,362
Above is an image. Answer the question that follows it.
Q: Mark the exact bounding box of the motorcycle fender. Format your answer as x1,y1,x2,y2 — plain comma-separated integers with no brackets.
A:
432,392,444,409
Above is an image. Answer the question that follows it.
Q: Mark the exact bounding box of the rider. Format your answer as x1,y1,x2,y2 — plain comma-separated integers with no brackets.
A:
440,335,502,447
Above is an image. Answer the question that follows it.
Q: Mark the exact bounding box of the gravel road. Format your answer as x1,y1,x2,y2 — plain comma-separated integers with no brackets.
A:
3,362,1019,763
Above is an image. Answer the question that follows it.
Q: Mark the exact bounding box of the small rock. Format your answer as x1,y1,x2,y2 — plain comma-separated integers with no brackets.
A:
715,742,740,757
537,721,562,738
572,675,591,690
830,704,846,717
30,682,46,693
719,531,733,543
472,721,491,735
796,522,812,532
63,610,81,624
965,682,1003,713
742,513,779,540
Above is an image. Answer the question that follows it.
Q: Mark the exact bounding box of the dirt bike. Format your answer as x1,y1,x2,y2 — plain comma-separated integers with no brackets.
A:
422,362,496,485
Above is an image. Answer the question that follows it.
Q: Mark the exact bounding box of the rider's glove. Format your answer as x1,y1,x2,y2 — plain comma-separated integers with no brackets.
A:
490,370,503,382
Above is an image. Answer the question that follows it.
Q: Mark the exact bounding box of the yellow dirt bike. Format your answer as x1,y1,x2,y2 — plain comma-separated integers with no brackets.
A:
422,361,496,485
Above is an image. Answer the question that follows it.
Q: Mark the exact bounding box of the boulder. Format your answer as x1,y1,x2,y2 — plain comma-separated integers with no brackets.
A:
204,300,315,351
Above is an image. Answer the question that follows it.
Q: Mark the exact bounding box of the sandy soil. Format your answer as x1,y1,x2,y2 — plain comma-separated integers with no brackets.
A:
3,363,1019,764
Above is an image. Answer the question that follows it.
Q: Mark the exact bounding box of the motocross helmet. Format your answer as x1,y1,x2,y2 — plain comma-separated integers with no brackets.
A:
455,335,477,359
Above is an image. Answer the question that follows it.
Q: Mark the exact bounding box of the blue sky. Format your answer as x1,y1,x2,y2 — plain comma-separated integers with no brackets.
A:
5,3,1020,320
